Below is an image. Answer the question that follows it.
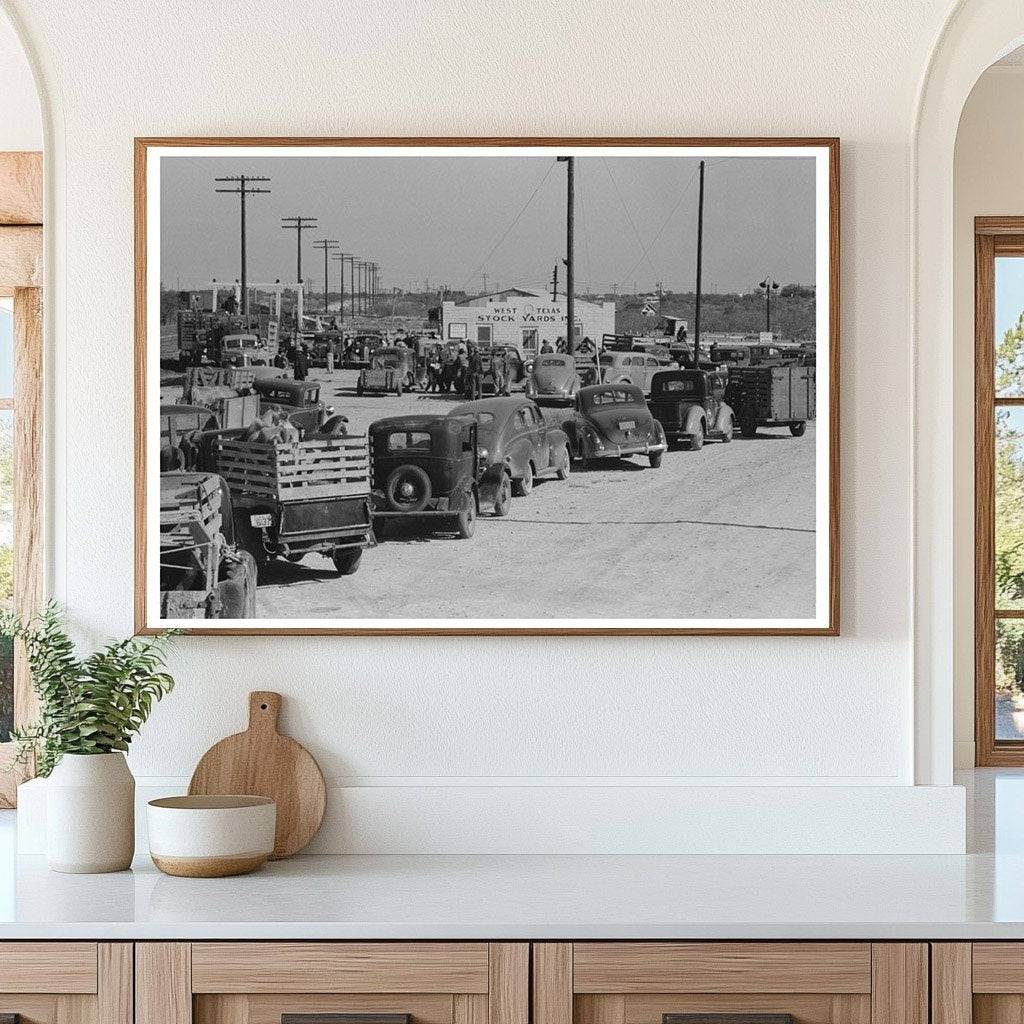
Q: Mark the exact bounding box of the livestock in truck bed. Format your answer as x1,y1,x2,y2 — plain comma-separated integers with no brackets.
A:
211,436,373,578
213,436,370,502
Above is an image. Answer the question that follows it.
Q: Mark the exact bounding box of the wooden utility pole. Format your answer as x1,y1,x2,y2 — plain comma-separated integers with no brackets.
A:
215,174,270,316
332,251,351,324
550,262,559,302
557,156,575,354
692,160,705,366
311,239,338,312
281,215,317,289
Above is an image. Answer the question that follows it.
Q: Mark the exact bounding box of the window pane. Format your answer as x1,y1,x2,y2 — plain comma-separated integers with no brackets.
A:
0,302,11,399
996,407,1024,608
0,410,11,742
996,257,1024,396
998,619,1024,740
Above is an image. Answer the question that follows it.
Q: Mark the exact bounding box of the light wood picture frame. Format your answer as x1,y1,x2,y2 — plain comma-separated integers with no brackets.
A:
135,137,840,636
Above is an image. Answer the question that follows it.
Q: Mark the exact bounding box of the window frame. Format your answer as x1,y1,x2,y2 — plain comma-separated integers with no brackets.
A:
0,152,43,806
975,218,1024,765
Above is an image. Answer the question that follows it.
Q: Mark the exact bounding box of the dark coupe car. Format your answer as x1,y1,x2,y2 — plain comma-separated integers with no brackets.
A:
449,396,571,503
648,368,734,450
563,383,667,469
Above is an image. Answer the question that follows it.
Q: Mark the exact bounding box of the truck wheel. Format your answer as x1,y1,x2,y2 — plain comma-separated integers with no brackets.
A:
233,516,269,581
332,547,363,575
395,381,403,397
689,424,705,451
555,449,571,480
719,413,734,442
649,451,663,468
789,421,807,437
455,496,477,539
513,461,534,497
493,473,513,517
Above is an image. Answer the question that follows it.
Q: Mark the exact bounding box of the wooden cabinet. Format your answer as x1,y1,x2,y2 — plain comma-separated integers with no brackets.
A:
533,944,928,1024
136,943,528,1024
930,943,1024,1024
0,943,132,1024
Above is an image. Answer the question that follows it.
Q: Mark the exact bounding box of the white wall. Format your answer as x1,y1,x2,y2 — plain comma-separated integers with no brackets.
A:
0,0,975,851
0,8,40,151
952,65,1024,767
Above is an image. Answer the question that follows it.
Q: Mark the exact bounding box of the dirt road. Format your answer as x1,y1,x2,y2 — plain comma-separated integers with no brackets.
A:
173,365,817,622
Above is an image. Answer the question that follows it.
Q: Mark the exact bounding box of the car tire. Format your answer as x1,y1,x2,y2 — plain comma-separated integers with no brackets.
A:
395,381,403,397
720,413,734,442
455,495,477,539
789,421,807,437
689,423,705,451
332,547,363,575
385,464,432,513
513,461,534,497
493,473,513,517
556,449,571,480
649,451,663,469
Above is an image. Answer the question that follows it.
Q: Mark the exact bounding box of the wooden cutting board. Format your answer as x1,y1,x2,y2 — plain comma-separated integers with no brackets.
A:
188,691,326,859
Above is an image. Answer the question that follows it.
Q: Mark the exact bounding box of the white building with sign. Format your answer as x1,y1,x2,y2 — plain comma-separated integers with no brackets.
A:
441,288,616,357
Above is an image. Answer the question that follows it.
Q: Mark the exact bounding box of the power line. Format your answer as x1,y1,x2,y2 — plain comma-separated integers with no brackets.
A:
601,158,658,286
459,159,557,293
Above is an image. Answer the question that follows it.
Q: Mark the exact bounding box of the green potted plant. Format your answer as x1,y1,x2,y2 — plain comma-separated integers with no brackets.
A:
2,604,177,873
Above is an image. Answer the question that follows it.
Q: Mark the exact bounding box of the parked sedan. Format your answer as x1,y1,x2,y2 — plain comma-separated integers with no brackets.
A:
525,353,581,405
449,396,571,501
599,350,664,394
562,384,667,469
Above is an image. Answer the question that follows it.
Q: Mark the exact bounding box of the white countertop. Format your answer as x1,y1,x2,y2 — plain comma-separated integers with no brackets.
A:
2,849,1024,940
2,770,1022,941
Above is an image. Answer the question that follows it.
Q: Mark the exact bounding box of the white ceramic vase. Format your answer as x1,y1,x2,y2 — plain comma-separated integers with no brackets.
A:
46,752,135,873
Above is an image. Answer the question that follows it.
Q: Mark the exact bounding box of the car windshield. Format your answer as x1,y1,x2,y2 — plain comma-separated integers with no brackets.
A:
599,354,617,365
585,388,635,407
540,358,568,367
387,431,432,452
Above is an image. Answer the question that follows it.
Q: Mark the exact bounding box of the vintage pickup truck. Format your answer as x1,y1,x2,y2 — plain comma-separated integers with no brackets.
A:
212,434,373,577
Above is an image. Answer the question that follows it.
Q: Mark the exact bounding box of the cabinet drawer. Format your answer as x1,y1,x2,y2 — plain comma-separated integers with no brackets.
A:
572,944,872,994
139,942,528,1024
0,942,98,993
535,944,925,1024
191,943,490,993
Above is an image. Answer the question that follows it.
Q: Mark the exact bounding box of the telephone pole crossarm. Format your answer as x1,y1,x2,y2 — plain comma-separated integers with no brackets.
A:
215,174,271,316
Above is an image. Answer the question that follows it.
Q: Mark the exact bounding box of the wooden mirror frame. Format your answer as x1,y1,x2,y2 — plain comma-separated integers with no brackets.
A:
0,151,43,807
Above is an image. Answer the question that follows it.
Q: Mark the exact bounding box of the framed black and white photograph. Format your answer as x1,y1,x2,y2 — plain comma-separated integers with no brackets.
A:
135,137,839,636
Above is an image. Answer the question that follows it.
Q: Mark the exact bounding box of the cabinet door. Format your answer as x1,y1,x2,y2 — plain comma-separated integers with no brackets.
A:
534,944,927,1024
935,943,1024,1024
137,943,528,1024
0,942,132,1024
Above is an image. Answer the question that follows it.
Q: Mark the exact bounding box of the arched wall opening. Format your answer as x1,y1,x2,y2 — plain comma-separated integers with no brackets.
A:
914,0,1024,784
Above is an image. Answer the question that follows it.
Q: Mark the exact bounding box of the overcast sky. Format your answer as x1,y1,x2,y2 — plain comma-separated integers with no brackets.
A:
159,153,817,296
